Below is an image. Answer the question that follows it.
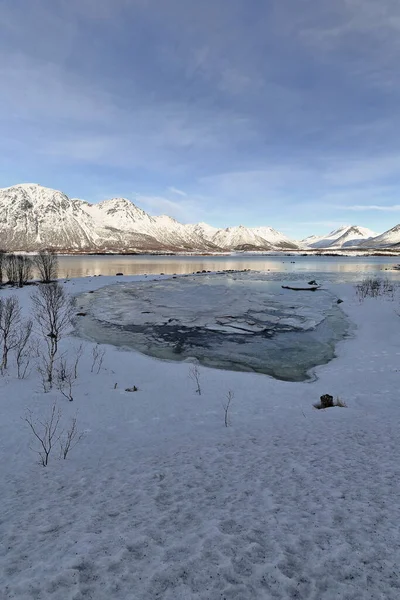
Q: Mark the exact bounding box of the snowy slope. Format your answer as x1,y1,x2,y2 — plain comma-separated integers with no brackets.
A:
329,226,378,248
1,274,400,599
0,184,98,251
211,226,274,250
301,225,377,249
252,226,299,249
362,224,400,248
185,222,220,242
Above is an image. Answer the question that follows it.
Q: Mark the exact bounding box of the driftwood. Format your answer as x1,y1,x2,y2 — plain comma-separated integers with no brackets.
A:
281,285,320,291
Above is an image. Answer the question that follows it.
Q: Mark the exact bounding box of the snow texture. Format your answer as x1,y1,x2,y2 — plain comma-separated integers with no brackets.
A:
1,273,400,600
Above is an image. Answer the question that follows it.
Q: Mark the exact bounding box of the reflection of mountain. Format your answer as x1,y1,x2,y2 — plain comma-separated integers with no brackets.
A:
0,184,298,252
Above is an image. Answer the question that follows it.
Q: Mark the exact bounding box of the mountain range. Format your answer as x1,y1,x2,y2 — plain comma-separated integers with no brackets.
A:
0,183,398,252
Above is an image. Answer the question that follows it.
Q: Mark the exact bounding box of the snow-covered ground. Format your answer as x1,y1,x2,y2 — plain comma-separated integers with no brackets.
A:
1,274,400,600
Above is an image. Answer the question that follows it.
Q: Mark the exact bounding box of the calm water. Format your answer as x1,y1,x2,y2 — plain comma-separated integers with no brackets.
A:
59,254,400,283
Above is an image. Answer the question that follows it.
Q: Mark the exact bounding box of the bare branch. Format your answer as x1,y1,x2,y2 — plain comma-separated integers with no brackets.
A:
59,416,84,459
223,390,234,427
31,283,74,388
14,318,33,379
56,355,75,401
189,364,201,395
33,251,58,284
0,296,21,372
24,403,62,466
91,344,106,374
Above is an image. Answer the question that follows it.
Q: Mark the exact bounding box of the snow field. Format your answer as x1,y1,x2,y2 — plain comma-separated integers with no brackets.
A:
1,274,400,599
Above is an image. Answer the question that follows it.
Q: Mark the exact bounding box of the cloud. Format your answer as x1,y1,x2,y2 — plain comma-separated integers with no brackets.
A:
335,204,400,212
168,187,187,197
135,194,204,222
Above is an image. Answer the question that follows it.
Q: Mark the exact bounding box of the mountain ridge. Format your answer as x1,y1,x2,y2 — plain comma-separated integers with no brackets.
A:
0,183,397,252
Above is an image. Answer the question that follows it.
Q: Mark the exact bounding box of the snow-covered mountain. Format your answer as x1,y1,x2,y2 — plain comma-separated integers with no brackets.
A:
211,226,273,250
4,183,394,253
360,224,400,248
252,227,299,250
301,225,378,249
0,184,297,253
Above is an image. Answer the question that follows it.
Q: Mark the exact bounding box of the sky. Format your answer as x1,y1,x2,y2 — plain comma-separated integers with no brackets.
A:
1,0,400,238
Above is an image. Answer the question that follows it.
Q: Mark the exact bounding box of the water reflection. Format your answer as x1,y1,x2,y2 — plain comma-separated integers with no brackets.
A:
57,254,400,282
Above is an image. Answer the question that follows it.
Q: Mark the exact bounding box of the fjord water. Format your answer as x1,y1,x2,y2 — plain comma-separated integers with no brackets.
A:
60,254,400,282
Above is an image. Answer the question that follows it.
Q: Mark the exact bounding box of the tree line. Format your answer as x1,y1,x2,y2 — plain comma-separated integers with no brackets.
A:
0,250,58,287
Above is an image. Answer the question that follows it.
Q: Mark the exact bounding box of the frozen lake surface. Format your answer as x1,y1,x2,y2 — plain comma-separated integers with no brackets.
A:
75,272,349,381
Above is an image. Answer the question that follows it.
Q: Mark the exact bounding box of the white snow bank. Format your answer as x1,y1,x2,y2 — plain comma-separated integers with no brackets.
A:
1,274,400,599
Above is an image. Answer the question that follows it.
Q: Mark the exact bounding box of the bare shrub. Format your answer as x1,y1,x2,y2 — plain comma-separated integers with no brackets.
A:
355,277,395,302
189,364,201,395
31,283,74,388
24,403,62,466
223,390,234,427
72,343,84,379
59,415,84,459
5,255,32,287
56,355,75,401
5,254,18,286
91,344,106,374
0,296,21,371
36,349,53,393
14,318,33,378
16,255,32,287
34,250,58,283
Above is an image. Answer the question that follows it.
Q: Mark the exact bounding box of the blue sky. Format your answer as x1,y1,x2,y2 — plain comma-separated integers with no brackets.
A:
1,0,400,238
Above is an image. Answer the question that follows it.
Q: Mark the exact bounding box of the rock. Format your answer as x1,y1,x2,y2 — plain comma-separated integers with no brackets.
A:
116,272,123,276
320,394,334,409
337,299,343,304
125,386,138,392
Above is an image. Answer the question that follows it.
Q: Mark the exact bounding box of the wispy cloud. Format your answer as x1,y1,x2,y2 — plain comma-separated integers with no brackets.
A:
335,204,400,212
168,187,187,197
135,194,204,222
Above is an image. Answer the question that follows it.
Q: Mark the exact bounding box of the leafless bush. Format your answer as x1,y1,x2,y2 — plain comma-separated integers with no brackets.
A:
5,254,32,287
5,254,18,286
189,364,201,395
91,344,106,374
59,415,84,459
14,318,33,378
355,277,395,302
0,296,21,372
56,356,75,401
34,250,58,283
31,283,74,388
16,255,32,287
223,390,234,427
24,403,62,466
72,343,84,379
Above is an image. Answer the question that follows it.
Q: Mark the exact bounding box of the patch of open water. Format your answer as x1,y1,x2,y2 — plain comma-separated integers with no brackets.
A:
75,272,351,381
